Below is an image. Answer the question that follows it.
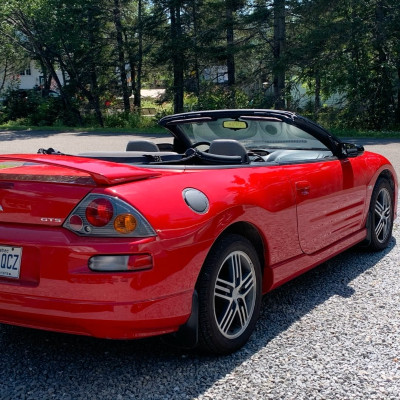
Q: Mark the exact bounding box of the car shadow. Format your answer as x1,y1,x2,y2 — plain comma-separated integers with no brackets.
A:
0,238,396,399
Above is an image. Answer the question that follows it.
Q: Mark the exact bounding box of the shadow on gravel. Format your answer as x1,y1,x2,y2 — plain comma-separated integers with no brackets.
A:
0,238,396,400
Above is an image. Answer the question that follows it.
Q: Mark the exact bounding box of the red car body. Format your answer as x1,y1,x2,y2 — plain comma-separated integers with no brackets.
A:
0,110,397,353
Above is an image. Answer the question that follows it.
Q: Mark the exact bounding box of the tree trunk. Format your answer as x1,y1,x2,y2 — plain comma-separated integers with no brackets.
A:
124,30,139,109
315,71,321,113
129,54,137,109
170,2,184,114
113,0,130,113
373,0,393,127
273,0,286,109
87,6,103,127
46,58,83,125
134,0,143,109
192,0,200,96
0,58,9,92
226,2,235,87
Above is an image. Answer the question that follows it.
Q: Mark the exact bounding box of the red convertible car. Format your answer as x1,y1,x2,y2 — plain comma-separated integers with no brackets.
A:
0,110,397,354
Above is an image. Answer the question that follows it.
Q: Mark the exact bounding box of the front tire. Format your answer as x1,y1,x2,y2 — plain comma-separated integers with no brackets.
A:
367,178,394,251
197,234,262,354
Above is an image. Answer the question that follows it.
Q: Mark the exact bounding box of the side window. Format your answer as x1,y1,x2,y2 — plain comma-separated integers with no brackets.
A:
278,123,329,150
264,124,333,163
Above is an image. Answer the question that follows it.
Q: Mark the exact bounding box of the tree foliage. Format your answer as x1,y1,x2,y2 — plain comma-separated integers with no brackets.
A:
0,0,399,129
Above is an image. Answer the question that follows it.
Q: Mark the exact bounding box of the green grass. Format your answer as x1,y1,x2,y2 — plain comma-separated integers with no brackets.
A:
330,128,400,139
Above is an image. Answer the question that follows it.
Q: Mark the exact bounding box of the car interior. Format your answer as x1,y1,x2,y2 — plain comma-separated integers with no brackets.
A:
78,137,334,167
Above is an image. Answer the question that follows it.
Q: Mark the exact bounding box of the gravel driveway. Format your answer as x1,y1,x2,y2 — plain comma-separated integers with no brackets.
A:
0,130,399,399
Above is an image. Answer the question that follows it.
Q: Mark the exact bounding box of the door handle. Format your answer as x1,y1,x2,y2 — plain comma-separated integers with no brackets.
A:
296,181,311,196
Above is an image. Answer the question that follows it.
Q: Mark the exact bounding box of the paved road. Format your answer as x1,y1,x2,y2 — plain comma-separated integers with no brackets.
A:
0,130,400,399
0,129,172,154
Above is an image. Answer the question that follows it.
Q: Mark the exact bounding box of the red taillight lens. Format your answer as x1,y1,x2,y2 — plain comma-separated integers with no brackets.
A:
86,198,114,227
64,193,156,237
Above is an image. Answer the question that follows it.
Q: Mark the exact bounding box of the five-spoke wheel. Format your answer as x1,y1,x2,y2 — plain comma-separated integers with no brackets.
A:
368,178,394,251
214,250,257,339
197,234,261,354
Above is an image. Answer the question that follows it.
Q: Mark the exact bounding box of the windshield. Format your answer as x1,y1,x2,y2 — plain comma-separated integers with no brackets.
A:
178,117,328,150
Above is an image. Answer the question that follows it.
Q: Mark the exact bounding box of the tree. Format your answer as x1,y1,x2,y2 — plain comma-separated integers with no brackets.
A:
0,35,26,94
132,0,143,108
1,0,399,129
113,0,131,113
273,0,286,109
0,0,84,123
170,1,185,113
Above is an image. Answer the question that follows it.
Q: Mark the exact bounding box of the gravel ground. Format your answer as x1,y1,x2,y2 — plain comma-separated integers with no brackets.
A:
1,216,398,399
0,131,399,399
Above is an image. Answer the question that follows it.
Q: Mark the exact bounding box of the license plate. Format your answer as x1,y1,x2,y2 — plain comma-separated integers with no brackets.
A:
0,246,22,279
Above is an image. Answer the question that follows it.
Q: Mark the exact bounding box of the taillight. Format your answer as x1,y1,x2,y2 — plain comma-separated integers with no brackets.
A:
64,194,156,237
114,213,137,234
86,198,114,227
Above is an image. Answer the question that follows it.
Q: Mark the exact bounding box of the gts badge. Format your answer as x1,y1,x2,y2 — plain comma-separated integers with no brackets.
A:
41,217,63,223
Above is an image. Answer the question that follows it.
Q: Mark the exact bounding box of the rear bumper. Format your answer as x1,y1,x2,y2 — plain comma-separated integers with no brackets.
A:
0,290,192,338
0,224,199,339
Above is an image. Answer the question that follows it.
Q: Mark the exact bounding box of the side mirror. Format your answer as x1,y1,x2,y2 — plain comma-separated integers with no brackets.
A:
340,143,364,158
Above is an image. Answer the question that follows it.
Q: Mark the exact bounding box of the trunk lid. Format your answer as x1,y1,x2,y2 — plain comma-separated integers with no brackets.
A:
0,155,159,226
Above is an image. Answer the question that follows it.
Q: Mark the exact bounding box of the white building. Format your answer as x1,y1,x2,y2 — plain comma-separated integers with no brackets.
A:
0,60,65,92
202,66,229,84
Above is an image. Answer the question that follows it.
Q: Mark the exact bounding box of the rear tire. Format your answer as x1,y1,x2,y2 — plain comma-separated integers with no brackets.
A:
367,178,394,251
197,234,262,355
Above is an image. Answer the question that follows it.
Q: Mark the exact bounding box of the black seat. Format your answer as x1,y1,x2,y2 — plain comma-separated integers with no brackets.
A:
208,139,249,163
126,140,159,152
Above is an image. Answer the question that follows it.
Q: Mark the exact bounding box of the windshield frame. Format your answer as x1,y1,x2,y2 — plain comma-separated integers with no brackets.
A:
159,109,342,156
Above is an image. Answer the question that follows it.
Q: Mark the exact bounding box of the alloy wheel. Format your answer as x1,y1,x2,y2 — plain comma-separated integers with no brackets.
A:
213,250,257,339
374,187,392,244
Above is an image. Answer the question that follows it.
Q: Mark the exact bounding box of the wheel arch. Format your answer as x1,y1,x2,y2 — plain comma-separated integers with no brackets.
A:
378,169,394,184
195,221,273,293
363,168,397,249
370,168,397,216
172,223,268,353
378,169,396,192
217,222,265,269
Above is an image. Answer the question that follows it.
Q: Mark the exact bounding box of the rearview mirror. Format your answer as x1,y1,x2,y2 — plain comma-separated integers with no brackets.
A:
223,120,248,130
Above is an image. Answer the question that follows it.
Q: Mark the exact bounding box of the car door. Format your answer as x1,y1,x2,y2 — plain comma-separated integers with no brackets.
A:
284,156,368,254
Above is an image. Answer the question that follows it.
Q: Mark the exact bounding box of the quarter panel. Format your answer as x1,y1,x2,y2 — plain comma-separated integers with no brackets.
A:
109,165,303,276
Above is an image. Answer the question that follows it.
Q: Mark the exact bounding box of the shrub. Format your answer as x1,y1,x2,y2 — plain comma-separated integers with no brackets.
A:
103,113,129,128
3,89,40,121
1,89,78,127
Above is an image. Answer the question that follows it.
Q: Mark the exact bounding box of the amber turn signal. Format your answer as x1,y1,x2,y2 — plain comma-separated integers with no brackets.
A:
114,213,137,234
